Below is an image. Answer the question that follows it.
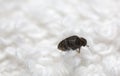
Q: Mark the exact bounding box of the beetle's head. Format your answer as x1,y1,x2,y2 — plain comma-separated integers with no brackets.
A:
80,37,87,47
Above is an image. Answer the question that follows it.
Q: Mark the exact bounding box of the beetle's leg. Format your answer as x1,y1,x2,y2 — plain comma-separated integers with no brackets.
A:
76,48,80,53
78,48,80,53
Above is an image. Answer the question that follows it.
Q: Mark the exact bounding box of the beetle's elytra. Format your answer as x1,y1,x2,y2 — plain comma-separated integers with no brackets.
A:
58,35,87,53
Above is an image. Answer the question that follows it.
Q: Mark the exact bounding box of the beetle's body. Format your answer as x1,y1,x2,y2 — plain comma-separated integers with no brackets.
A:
58,35,87,53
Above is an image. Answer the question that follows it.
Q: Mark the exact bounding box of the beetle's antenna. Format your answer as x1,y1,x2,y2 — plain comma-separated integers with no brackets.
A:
86,45,94,53
86,45,89,47
86,45,93,51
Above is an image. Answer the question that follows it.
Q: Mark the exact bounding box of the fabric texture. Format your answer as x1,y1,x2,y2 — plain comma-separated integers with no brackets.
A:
0,0,120,76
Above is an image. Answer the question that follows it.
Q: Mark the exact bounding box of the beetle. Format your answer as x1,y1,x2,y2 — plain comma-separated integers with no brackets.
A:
58,35,87,53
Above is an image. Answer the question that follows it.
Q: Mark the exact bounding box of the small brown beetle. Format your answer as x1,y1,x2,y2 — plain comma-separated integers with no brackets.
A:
58,35,87,53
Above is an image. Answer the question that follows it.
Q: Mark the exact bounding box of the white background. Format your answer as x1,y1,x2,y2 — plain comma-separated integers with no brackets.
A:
0,0,120,76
